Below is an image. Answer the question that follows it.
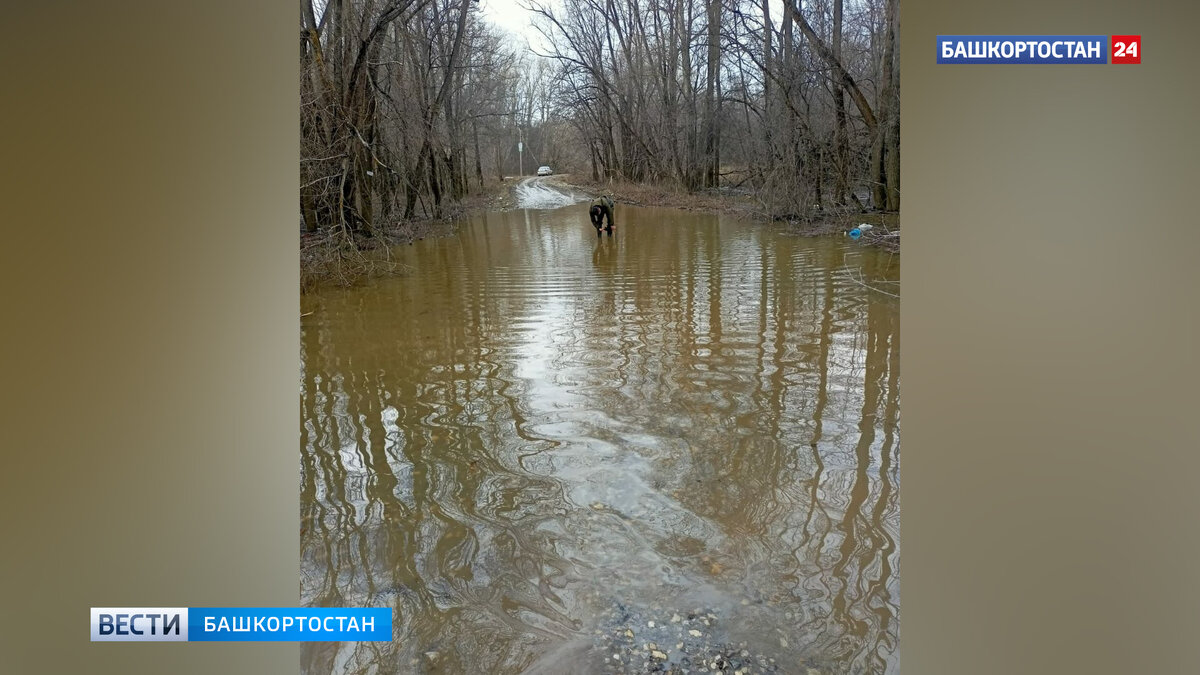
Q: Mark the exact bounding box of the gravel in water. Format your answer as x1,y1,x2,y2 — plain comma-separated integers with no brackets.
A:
587,600,823,675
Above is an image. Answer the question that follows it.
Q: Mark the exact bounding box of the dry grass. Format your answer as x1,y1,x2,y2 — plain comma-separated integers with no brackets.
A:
556,176,758,214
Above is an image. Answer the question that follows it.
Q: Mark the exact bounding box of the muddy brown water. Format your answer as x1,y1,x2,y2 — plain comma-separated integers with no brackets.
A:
300,203,899,674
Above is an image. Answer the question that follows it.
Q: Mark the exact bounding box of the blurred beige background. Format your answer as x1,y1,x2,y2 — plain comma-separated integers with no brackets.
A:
1,0,1197,673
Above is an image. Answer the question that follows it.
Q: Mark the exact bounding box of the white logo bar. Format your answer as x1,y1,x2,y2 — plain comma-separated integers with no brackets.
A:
90,607,189,641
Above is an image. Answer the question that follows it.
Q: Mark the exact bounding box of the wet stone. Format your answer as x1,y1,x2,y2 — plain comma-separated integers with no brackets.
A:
584,600,788,675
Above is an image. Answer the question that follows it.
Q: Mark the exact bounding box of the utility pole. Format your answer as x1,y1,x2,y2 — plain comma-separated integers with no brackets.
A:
518,126,524,176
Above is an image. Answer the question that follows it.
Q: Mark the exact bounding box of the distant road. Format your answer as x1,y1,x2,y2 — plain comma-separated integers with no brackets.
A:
513,176,586,210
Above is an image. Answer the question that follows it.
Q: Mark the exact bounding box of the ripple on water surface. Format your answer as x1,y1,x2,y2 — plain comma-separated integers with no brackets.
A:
300,204,899,674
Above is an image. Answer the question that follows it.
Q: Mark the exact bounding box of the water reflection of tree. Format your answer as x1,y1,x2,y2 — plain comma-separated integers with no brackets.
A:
792,251,900,674
659,229,899,672
300,212,900,673
300,216,587,672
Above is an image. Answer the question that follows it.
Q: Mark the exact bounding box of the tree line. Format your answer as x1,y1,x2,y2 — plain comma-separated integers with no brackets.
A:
300,0,899,236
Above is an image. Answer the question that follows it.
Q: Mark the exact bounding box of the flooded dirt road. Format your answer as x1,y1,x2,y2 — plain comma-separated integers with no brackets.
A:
300,199,899,674
511,176,587,210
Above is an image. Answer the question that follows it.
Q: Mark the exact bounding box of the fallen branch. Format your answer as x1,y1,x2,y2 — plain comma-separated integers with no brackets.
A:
839,269,899,298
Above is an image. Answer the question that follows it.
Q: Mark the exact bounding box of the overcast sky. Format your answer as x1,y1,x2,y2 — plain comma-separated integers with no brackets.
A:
478,0,551,51
479,0,794,54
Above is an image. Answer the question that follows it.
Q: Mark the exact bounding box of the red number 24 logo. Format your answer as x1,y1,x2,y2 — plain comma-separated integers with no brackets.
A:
1112,35,1141,64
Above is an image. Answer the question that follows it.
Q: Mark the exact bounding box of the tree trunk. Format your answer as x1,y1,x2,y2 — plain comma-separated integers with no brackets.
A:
472,117,484,190
788,3,877,133
832,0,848,205
882,0,900,210
761,0,773,173
703,0,721,188
301,192,318,233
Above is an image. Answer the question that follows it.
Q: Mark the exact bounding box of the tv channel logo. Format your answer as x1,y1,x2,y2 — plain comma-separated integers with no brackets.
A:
1111,35,1141,64
937,35,1107,64
936,34,1142,65
91,608,189,642
91,607,393,642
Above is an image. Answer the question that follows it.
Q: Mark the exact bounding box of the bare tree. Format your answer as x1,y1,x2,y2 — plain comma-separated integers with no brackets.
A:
300,0,900,240
301,0,534,237
518,0,898,216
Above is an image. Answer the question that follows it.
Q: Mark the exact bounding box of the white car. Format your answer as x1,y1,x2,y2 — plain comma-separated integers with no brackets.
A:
536,166,553,176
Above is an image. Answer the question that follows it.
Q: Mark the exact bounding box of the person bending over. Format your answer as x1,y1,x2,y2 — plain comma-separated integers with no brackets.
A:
589,195,615,236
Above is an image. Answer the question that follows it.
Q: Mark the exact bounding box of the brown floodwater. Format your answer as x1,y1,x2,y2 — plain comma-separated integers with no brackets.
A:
300,202,899,674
